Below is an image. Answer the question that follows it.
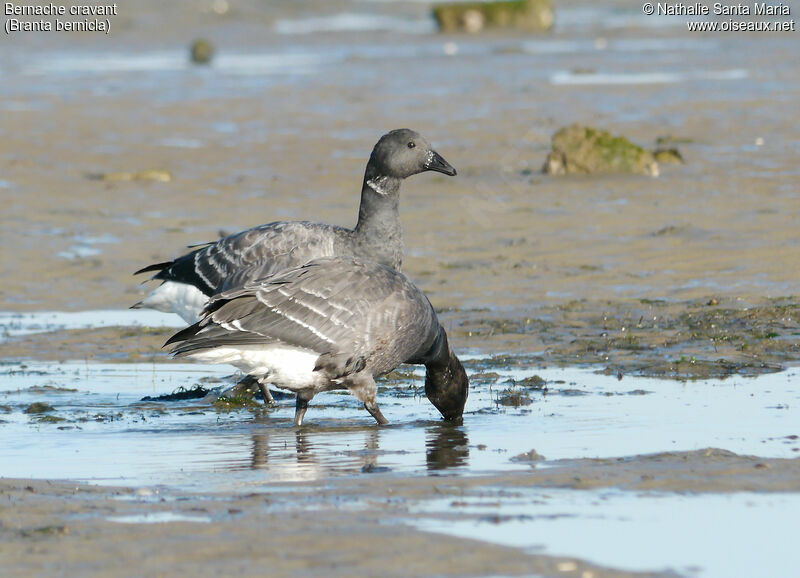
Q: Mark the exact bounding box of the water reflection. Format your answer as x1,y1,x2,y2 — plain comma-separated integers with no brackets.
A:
246,428,392,480
244,424,470,479
426,423,470,471
250,431,270,469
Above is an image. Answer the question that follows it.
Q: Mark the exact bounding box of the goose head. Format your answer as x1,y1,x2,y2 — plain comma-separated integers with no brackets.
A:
424,328,469,421
367,128,457,181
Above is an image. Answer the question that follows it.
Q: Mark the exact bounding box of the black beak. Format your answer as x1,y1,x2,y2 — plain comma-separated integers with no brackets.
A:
424,150,457,176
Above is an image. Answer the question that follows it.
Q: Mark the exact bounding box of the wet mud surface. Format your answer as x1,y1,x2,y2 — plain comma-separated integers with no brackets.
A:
2,0,800,575
0,477,674,578
2,449,798,577
452,295,800,379
3,295,799,381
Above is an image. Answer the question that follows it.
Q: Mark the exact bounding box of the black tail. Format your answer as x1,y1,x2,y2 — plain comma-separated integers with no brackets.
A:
134,261,174,276
162,297,234,349
164,321,203,348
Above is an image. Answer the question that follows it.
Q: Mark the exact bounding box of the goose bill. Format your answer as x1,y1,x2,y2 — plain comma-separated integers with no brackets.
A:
424,150,457,176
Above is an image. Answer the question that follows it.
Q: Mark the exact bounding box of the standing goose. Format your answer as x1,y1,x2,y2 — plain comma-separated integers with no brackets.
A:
165,257,469,426
133,129,456,324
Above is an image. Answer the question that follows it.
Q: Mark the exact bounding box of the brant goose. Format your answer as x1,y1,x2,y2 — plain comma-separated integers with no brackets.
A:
165,257,469,426
133,129,456,324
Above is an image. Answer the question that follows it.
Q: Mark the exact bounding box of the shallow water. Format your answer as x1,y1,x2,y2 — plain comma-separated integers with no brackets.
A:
0,309,184,341
1,359,797,490
3,354,797,575
412,489,800,578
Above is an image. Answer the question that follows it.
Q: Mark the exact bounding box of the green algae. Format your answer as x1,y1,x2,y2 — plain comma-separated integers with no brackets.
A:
433,0,553,33
544,124,659,176
24,402,55,414
213,394,262,410
453,297,800,380
32,414,67,424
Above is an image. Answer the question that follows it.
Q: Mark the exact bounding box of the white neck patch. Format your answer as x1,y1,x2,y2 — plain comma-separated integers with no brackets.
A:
366,176,390,196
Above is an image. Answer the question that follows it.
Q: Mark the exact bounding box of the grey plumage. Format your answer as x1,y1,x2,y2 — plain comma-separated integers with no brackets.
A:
166,257,468,425
168,258,438,375
134,129,456,322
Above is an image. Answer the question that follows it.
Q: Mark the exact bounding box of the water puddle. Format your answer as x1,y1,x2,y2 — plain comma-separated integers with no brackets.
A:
0,361,797,490
520,37,715,55
550,69,748,86
410,488,800,578
107,511,212,524
55,234,119,260
0,310,184,341
273,13,435,35
21,51,338,77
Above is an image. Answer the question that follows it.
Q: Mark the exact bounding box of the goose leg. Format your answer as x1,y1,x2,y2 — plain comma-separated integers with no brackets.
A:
256,379,275,405
294,394,311,426
346,373,388,425
364,400,389,426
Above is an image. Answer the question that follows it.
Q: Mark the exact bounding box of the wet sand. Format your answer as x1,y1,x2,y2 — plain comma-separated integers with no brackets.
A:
2,449,798,577
1,476,674,578
2,0,800,575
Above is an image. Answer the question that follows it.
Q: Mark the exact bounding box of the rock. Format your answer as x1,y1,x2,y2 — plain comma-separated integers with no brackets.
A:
544,124,659,177
24,402,54,414
190,39,214,65
433,0,554,33
653,147,684,164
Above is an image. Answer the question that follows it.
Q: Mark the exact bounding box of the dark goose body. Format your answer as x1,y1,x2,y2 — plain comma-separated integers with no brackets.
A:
166,257,469,426
133,129,456,323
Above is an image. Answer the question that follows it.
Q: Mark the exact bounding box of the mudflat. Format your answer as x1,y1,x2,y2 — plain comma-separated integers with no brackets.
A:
1,0,799,576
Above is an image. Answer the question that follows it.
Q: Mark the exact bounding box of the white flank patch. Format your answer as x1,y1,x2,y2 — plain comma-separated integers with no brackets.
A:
138,281,208,324
187,345,321,392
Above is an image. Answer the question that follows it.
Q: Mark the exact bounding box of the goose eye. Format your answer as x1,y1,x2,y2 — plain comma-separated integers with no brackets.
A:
407,141,416,149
